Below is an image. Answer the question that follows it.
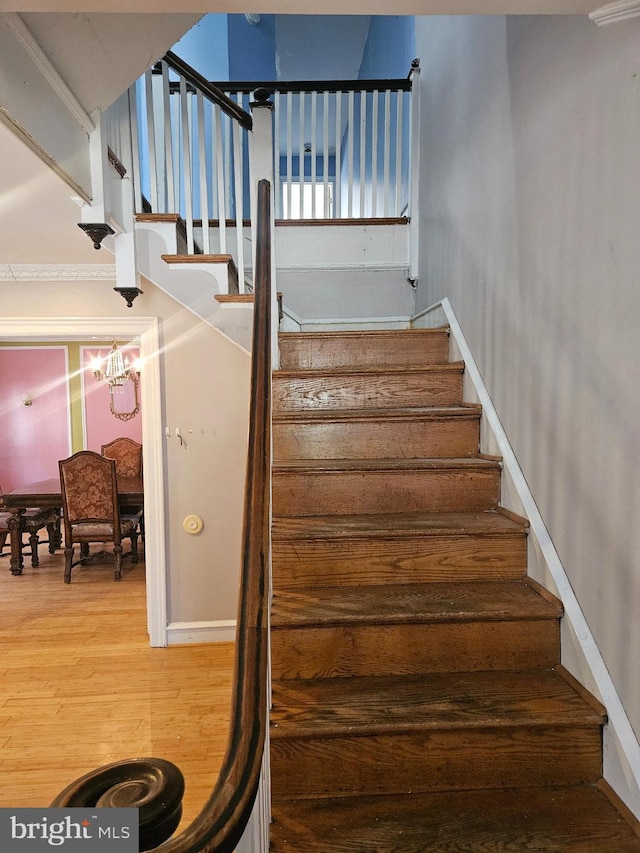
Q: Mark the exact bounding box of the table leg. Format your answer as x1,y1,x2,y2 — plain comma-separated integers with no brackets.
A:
8,509,25,576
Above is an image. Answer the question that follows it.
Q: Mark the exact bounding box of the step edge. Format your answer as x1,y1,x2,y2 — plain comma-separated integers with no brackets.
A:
279,327,450,341
274,362,465,378
270,713,605,741
273,405,482,424
270,608,563,628
272,457,502,473
272,511,529,541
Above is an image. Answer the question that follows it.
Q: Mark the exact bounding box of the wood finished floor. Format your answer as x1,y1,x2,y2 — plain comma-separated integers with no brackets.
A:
0,548,234,835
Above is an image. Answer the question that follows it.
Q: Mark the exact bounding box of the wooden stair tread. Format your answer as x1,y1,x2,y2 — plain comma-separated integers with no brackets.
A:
270,785,640,852
273,404,481,424
271,580,562,627
272,509,528,540
275,362,464,378
269,326,631,842
273,456,501,473
279,328,449,342
271,669,604,738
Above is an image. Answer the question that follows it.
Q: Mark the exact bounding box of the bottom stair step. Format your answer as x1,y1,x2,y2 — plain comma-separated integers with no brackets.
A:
270,785,640,852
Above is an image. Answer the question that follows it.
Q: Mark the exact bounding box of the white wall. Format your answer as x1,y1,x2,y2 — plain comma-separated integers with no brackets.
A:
0,276,250,634
416,12,640,742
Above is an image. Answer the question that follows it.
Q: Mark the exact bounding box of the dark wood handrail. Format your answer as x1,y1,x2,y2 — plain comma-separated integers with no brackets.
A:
209,77,412,95
161,51,253,132
154,178,271,852
51,181,272,852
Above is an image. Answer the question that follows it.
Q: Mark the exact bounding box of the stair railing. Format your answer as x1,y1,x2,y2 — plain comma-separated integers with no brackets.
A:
132,51,257,289
51,179,273,853
193,71,416,222
84,54,420,295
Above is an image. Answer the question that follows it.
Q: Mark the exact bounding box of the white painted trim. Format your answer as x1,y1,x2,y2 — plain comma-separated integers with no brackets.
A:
420,296,640,816
5,13,95,134
408,60,421,282
236,746,271,853
301,317,411,331
0,264,116,281
166,620,237,645
275,262,409,272
589,0,640,25
0,316,167,648
281,304,411,332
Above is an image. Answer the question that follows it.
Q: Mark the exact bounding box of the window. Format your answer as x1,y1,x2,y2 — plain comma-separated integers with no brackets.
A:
281,181,334,219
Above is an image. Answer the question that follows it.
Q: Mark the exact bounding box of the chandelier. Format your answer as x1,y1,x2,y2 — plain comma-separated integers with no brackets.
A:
91,342,141,421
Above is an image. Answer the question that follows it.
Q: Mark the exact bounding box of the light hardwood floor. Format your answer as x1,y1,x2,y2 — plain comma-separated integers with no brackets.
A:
0,546,234,835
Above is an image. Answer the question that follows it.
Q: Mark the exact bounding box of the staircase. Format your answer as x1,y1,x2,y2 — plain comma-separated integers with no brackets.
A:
269,328,640,851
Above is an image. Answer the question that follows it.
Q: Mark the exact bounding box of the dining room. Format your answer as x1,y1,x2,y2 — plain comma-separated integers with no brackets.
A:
0,338,145,576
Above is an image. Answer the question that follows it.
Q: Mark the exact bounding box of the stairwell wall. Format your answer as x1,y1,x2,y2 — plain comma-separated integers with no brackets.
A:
415,11,640,796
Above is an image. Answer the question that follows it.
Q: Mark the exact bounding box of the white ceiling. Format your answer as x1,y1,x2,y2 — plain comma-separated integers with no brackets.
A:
20,12,202,113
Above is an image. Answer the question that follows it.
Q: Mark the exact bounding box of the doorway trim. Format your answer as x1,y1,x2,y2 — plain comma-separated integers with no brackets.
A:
0,316,167,646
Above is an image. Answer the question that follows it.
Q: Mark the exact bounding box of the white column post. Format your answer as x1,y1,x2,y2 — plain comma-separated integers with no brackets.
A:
77,108,111,233
249,91,278,368
408,59,421,284
113,92,141,301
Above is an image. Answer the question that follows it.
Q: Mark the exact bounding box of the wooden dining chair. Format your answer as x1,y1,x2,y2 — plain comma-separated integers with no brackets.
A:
58,451,139,583
100,437,142,478
0,488,60,570
101,437,144,541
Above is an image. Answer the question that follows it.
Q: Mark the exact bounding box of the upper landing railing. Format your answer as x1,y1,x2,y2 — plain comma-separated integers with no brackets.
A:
113,53,420,288
246,76,415,221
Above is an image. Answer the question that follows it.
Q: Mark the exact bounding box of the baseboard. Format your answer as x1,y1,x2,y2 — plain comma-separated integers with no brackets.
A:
166,620,237,645
280,304,411,333
416,296,640,818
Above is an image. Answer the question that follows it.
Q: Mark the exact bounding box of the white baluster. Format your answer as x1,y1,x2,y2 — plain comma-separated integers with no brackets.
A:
232,110,245,292
334,91,342,219
286,91,293,219
395,90,404,217
128,82,143,214
161,61,176,213
383,89,391,217
179,74,194,253
371,89,379,217
298,91,305,218
359,91,367,217
323,90,330,218
347,91,354,218
274,91,282,219
310,91,317,219
144,69,158,212
214,104,227,254
197,90,210,254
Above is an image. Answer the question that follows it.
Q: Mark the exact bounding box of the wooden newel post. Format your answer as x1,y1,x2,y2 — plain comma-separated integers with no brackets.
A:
249,89,279,370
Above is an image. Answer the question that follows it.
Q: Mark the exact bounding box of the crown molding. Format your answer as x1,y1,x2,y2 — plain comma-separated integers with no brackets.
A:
0,264,116,281
590,0,640,24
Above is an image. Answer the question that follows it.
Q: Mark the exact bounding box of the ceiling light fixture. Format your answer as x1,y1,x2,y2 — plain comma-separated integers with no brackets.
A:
90,342,141,421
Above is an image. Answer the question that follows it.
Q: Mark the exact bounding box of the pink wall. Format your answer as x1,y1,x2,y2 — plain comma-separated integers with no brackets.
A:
0,347,71,493
81,345,143,452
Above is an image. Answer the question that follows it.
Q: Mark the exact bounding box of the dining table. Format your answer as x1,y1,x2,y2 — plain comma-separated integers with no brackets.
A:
3,476,144,576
